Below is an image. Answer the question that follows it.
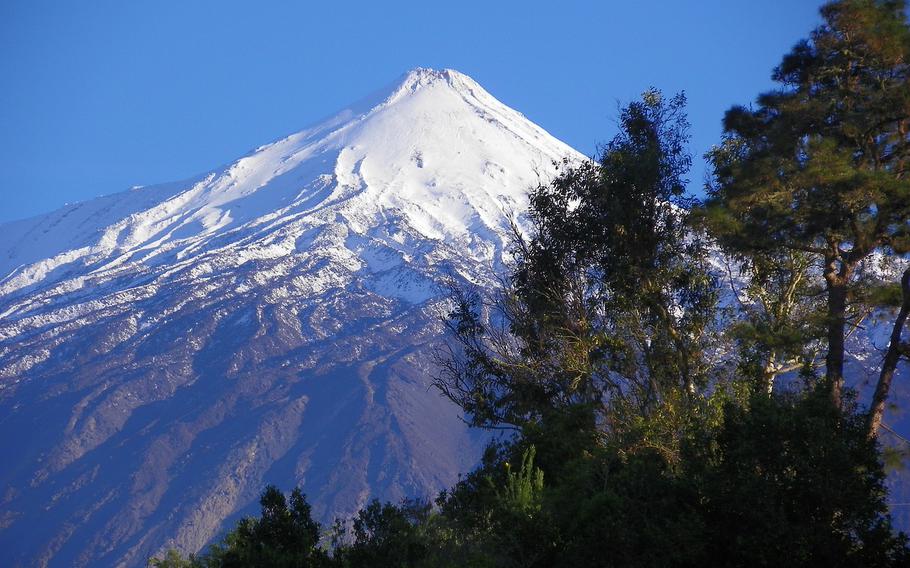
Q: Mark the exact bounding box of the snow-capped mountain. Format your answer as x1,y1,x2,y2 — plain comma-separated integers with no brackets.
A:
0,68,582,567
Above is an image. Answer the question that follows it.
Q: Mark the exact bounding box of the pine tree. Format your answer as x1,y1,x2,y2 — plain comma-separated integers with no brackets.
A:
705,0,910,409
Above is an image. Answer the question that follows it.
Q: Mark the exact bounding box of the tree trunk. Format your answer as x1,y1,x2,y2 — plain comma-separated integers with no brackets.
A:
868,266,910,438
824,256,850,409
759,351,777,395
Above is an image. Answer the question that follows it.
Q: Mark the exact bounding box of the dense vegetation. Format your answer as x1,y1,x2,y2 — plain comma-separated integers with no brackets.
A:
151,1,910,566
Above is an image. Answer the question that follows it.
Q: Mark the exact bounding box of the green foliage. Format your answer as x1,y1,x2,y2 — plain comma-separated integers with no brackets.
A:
210,486,326,567
150,485,328,568
148,549,200,568
689,389,909,566
331,499,434,567
703,0,910,402
514,88,717,404
500,446,543,514
436,88,718,464
868,281,906,308
436,389,907,567
156,390,909,567
719,248,825,392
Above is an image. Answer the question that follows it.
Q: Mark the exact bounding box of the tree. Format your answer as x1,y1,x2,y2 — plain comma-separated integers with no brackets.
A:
869,266,910,435
436,89,718,461
433,77,909,565
518,89,717,401
331,499,433,567
720,248,823,393
205,485,327,568
705,0,910,409
689,389,909,566
148,486,328,567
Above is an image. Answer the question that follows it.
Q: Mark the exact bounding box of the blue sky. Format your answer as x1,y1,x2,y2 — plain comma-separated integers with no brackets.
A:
0,1,824,223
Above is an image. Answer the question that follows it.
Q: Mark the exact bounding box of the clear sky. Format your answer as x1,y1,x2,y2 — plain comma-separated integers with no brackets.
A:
0,0,825,223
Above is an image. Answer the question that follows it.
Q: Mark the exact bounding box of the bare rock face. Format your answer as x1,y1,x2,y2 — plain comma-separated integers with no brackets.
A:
0,68,581,566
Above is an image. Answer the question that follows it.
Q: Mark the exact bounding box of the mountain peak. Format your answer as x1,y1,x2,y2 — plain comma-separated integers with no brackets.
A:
0,69,581,299
401,66,463,83
395,67,474,92
0,69,585,565
346,67,484,119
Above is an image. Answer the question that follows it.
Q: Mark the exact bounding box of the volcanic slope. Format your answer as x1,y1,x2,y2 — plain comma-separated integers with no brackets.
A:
0,68,582,567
